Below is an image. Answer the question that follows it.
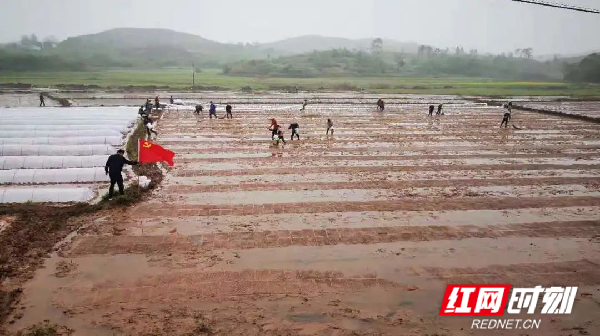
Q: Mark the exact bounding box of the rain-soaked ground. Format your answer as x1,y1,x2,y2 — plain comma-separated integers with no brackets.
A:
520,101,600,120
4,95,600,335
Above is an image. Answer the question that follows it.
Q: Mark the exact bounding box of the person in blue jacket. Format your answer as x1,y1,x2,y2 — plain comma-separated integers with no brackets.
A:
209,101,217,119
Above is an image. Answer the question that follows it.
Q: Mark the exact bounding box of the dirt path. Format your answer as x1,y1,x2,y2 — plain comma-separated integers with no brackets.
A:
5,103,600,335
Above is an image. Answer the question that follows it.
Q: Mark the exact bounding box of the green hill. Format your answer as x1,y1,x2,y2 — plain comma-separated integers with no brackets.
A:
53,28,274,67
0,29,420,71
0,28,281,71
58,28,225,53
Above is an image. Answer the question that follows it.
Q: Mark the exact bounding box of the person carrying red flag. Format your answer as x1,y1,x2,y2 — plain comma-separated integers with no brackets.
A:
138,139,175,166
105,149,138,198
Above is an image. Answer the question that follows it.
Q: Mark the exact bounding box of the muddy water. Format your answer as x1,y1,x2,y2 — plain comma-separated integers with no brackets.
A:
13,237,598,332
174,147,600,156
127,206,600,235
169,169,600,186
168,184,600,205
227,237,598,280
10,252,160,335
167,140,594,151
0,94,60,108
184,157,600,171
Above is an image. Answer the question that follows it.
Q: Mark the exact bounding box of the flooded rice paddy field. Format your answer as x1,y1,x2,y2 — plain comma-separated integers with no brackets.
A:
2,91,477,108
520,101,600,120
5,96,600,335
0,93,61,108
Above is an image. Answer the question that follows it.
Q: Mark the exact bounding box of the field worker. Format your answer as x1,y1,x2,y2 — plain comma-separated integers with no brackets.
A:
195,104,203,115
39,93,45,107
377,99,385,111
300,99,308,111
225,104,233,119
105,149,138,198
154,96,160,110
146,121,158,139
500,111,511,128
507,101,513,113
209,101,217,119
145,99,152,112
268,118,280,139
437,104,443,115
326,118,334,136
276,128,286,145
170,95,174,104
144,116,158,139
288,122,300,140
138,105,150,118
428,105,435,116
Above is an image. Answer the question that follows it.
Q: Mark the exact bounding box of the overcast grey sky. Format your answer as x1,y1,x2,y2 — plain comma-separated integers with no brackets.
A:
1,0,599,55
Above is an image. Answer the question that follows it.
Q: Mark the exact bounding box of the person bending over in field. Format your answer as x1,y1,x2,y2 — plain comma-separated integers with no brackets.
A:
326,118,334,136
500,112,511,128
269,118,280,140
209,101,217,119
289,123,300,140
105,149,138,198
195,104,203,115
377,99,385,111
144,115,158,139
276,128,286,145
225,104,233,119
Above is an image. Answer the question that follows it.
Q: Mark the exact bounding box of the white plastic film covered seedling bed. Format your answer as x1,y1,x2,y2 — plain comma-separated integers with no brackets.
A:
0,107,138,203
0,144,114,156
0,187,96,203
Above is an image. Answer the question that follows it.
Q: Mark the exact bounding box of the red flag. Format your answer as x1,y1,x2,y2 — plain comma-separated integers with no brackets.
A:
138,139,175,166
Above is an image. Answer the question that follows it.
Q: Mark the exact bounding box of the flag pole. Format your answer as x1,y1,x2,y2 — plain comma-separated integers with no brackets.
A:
137,137,141,191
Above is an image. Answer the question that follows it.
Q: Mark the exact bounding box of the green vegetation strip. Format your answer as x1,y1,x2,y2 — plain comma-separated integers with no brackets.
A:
1,69,599,97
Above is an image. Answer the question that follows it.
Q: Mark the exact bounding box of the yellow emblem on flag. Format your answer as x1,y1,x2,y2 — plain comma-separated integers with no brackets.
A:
142,142,152,148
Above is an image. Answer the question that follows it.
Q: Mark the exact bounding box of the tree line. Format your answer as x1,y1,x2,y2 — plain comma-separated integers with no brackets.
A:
223,48,567,81
0,34,598,83
563,53,600,83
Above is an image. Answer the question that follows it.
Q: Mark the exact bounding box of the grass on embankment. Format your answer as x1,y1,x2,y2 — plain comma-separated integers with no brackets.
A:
1,69,599,97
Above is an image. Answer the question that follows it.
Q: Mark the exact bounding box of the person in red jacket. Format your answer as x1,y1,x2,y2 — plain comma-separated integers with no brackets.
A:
268,118,279,140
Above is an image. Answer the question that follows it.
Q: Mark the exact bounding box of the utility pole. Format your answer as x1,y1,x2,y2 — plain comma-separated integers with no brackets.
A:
192,63,195,89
